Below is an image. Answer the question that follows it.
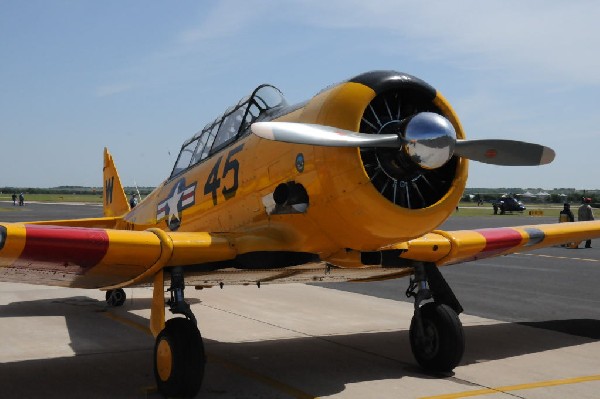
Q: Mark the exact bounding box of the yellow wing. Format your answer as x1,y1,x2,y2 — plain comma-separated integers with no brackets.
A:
3,219,598,290
0,222,235,289
0,221,413,289
397,220,600,266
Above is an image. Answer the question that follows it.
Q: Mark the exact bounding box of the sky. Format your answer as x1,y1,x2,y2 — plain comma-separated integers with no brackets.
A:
1,0,599,189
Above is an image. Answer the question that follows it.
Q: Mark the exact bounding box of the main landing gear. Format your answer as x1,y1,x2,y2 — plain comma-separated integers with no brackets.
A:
153,267,206,398
406,262,465,372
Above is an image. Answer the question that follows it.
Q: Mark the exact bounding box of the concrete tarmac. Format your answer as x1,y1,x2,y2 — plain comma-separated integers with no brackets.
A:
1,204,599,398
0,200,102,222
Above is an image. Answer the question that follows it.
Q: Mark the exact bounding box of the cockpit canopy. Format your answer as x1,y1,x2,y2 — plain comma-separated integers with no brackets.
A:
170,84,287,178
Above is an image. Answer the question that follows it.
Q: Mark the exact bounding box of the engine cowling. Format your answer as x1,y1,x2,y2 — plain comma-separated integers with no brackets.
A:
305,71,468,250
356,72,462,209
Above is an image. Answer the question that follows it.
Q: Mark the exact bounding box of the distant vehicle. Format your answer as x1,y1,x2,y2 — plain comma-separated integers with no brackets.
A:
492,196,526,214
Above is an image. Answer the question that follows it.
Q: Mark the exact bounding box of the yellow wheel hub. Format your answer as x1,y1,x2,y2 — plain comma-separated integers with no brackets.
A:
156,339,173,382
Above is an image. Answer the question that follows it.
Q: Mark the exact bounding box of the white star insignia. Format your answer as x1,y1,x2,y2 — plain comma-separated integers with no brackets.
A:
165,184,183,225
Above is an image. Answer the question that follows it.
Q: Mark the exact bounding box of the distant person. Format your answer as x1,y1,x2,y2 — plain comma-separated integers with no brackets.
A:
129,193,138,208
559,203,575,248
11,193,16,206
18,193,24,206
577,197,595,248
559,203,574,223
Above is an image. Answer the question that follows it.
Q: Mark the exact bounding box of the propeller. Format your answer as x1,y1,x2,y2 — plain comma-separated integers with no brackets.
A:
251,112,555,169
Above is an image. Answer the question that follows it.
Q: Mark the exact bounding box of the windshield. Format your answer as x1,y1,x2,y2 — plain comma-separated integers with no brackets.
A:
170,85,287,178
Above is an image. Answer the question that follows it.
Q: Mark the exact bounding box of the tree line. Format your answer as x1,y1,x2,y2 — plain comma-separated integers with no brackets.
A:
0,186,155,196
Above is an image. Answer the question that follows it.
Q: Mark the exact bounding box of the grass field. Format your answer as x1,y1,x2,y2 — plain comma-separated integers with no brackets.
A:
0,193,567,219
456,203,563,218
0,193,103,203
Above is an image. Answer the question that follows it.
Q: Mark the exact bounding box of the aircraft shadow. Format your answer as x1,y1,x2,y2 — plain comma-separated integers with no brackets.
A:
0,295,598,397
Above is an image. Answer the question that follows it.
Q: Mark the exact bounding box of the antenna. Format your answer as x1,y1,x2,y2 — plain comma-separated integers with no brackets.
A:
133,180,142,201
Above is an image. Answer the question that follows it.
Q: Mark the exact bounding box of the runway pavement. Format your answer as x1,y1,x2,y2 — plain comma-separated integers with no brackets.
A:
1,203,599,398
0,200,102,221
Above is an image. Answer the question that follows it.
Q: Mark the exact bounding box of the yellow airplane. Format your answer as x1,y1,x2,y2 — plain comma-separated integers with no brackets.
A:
1,70,599,397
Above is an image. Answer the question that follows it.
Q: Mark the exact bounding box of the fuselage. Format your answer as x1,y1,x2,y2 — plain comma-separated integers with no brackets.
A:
120,71,468,262
0,70,469,289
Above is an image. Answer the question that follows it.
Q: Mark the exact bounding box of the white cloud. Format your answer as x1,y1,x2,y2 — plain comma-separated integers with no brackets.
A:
177,1,272,44
294,0,600,85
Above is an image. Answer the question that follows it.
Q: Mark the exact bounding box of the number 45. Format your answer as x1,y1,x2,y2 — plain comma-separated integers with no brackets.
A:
204,144,244,205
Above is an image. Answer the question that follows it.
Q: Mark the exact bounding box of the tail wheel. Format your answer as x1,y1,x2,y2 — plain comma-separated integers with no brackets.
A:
360,89,457,209
409,302,464,372
154,318,206,398
105,289,126,307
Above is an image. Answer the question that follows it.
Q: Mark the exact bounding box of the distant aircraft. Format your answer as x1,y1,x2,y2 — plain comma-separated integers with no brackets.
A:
2,70,598,398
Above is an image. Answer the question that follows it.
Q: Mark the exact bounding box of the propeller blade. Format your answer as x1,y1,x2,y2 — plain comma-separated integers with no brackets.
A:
455,139,555,166
251,122,401,148
252,118,556,168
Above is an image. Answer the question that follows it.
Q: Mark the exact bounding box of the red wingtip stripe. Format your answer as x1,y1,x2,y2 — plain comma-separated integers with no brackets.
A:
19,225,109,271
477,228,523,255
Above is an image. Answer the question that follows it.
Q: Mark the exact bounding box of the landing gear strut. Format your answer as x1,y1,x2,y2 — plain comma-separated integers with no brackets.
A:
406,262,464,372
153,267,206,398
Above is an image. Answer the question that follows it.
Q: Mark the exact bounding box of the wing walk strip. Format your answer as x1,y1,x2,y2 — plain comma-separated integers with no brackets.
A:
419,374,600,399
104,312,319,399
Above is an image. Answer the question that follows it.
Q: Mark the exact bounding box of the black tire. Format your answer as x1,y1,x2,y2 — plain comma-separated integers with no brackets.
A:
105,289,126,307
500,205,505,215
154,318,206,398
409,302,464,372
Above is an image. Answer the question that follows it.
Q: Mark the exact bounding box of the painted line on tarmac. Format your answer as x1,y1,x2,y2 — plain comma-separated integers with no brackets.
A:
104,311,319,399
209,353,319,399
104,311,151,335
516,252,600,262
419,374,600,399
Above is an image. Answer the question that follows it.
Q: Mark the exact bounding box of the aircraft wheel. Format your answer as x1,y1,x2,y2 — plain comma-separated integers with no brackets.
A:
409,302,464,372
105,289,126,306
154,318,206,398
